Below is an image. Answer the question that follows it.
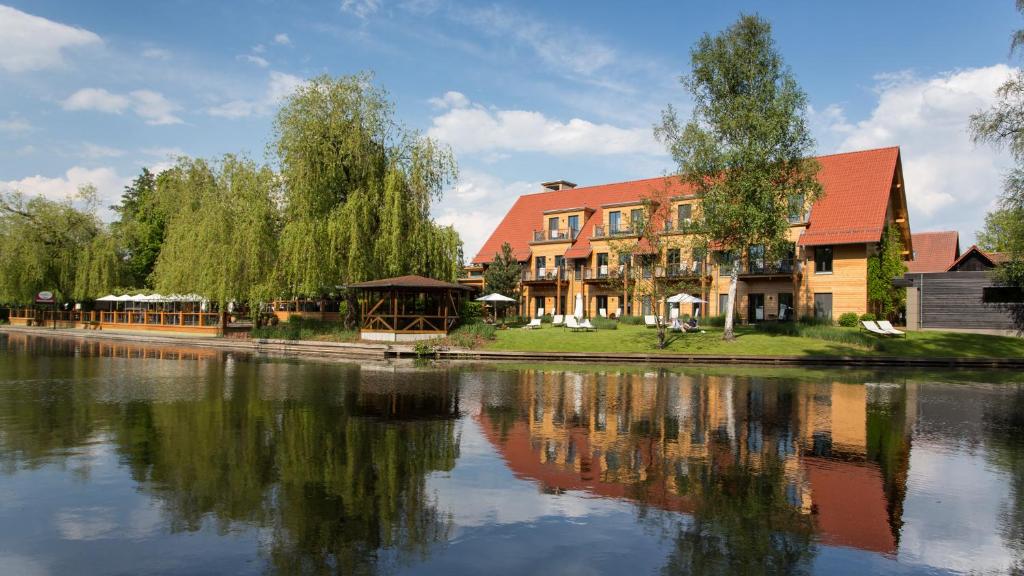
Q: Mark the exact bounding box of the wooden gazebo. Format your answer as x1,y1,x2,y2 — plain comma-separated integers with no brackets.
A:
348,275,475,342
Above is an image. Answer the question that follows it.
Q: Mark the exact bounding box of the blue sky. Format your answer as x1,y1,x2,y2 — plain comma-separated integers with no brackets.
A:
0,1,1020,257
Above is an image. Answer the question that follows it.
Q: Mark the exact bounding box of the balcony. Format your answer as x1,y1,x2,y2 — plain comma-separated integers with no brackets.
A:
532,228,578,243
661,262,704,278
522,267,568,282
591,225,638,239
662,219,693,233
740,258,797,277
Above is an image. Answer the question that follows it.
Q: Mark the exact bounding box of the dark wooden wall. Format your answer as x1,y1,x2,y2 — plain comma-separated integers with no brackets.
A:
907,271,1016,330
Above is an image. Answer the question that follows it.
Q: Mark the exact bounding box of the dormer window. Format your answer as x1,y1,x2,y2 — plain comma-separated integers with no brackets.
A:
677,203,692,224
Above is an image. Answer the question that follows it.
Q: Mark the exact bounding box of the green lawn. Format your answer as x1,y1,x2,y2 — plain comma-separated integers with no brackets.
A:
486,322,1024,358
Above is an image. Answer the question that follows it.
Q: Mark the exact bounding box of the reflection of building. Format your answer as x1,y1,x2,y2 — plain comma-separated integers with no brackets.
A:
477,371,913,555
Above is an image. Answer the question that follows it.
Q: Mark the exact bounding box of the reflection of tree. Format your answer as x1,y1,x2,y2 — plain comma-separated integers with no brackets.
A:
865,385,911,547
661,457,815,575
0,354,461,575
984,386,1024,575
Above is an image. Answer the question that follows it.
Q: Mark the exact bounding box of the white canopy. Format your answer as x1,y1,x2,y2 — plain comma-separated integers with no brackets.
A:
668,293,707,304
475,293,516,302
95,294,118,302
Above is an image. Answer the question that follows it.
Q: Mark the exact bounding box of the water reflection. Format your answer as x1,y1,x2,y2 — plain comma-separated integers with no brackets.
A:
0,333,1022,575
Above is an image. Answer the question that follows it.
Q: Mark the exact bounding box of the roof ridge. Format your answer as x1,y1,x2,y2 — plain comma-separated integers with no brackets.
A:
813,145,899,160
520,174,676,198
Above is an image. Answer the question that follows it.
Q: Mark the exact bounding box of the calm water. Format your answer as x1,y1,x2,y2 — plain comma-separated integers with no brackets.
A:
0,334,1022,575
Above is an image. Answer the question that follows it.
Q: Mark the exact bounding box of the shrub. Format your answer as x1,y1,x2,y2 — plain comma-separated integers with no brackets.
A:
591,317,618,330
413,341,434,357
859,313,876,322
755,320,878,349
619,315,645,325
798,314,832,326
837,312,859,327
251,315,356,341
447,322,497,349
460,300,483,323
540,314,553,323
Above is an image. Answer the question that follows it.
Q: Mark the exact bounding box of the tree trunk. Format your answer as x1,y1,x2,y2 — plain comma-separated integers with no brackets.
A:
343,288,358,330
723,262,739,341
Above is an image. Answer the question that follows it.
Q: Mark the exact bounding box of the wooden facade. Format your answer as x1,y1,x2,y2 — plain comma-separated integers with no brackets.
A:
350,275,474,342
905,271,1017,333
7,308,223,334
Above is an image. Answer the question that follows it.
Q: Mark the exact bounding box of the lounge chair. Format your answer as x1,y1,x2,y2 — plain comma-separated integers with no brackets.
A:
599,308,607,318
536,307,544,318
876,320,906,337
580,319,596,331
860,320,890,336
669,308,679,321
614,307,622,319
524,318,542,329
566,316,582,332
552,314,564,326
644,315,658,328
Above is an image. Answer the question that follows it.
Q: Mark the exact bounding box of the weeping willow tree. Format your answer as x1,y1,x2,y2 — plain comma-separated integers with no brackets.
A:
0,185,119,303
274,74,462,307
150,155,281,310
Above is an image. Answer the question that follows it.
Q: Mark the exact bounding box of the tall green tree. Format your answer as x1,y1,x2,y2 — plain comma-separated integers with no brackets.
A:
482,242,522,319
150,155,280,311
0,185,115,303
867,224,908,320
970,1,1024,332
110,168,166,288
273,74,461,312
656,14,822,340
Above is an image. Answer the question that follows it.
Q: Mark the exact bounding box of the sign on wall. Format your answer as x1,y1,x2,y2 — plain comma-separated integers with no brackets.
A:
35,291,55,304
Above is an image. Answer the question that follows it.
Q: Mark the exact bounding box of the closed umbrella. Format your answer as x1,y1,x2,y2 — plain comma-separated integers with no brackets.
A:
574,293,584,319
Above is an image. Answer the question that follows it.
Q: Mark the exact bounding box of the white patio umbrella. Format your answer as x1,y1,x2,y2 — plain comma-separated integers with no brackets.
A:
573,293,584,319
668,293,706,304
475,293,516,322
96,294,118,301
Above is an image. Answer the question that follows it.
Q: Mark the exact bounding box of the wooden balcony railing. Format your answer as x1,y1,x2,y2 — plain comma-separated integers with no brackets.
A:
8,308,221,328
522,268,568,281
532,229,578,242
742,258,796,276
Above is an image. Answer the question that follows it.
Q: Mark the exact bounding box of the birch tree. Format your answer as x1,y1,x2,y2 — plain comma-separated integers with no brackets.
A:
657,14,821,339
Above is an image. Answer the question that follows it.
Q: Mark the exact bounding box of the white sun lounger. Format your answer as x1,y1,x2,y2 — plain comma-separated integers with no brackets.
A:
644,315,658,328
876,320,906,337
566,316,583,332
524,318,542,329
580,319,595,331
552,314,564,326
860,320,890,336
599,308,607,317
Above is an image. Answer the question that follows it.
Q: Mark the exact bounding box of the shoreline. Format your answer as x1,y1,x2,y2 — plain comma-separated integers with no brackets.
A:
3,325,1024,369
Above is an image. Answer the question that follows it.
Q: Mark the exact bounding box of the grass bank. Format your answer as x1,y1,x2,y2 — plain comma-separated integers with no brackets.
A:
251,317,357,342
484,322,1024,359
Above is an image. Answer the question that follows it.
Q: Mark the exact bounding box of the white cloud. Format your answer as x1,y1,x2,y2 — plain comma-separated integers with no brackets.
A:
429,90,470,110
0,165,130,212
141,47,172,60
427,93,664,157
341,0,381,18
456,5,616,79
208,71,304,119
142,146,185,158
62,88,131,114
239,54,269,68
80,142,124,159
0,5,102,72
62,88,182,125
273,33,292,46
433,169,536,258
0,117,33,134
818,64,1016,243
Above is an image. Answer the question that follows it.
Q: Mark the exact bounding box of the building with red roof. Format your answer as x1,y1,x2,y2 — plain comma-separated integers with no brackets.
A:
464,146,913,320
906,231,960,273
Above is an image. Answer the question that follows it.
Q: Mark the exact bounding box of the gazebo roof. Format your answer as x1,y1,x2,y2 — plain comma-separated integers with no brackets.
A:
347,275,474,291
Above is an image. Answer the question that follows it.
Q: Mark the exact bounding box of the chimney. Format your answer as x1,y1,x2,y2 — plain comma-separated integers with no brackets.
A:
541,180,577,191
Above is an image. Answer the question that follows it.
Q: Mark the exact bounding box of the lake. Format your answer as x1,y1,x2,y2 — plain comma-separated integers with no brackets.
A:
0,332,1021,575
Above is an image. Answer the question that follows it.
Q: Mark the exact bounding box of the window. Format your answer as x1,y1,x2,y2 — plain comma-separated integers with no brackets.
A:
568,214,580,237
630,208,643,232
535,255,546,274
667,248,681,273
788,194,806,223
548,216,559,231
609,211,621,233
778,293,794,321
814,293,833,320
719,293,730,316
641,295,652,315
692,248,706,274
554,255,564,273
535,296,545,317
596,295,608,315
815,246,833,273
748,244,765,273
677,203,692,225
597,252,608,276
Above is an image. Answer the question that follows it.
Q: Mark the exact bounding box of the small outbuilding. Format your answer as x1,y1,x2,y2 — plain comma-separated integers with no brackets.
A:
348,275,475,342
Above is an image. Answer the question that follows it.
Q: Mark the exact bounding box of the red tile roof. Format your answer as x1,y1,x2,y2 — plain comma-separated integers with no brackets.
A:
906,231,960,273
472,147,902,264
